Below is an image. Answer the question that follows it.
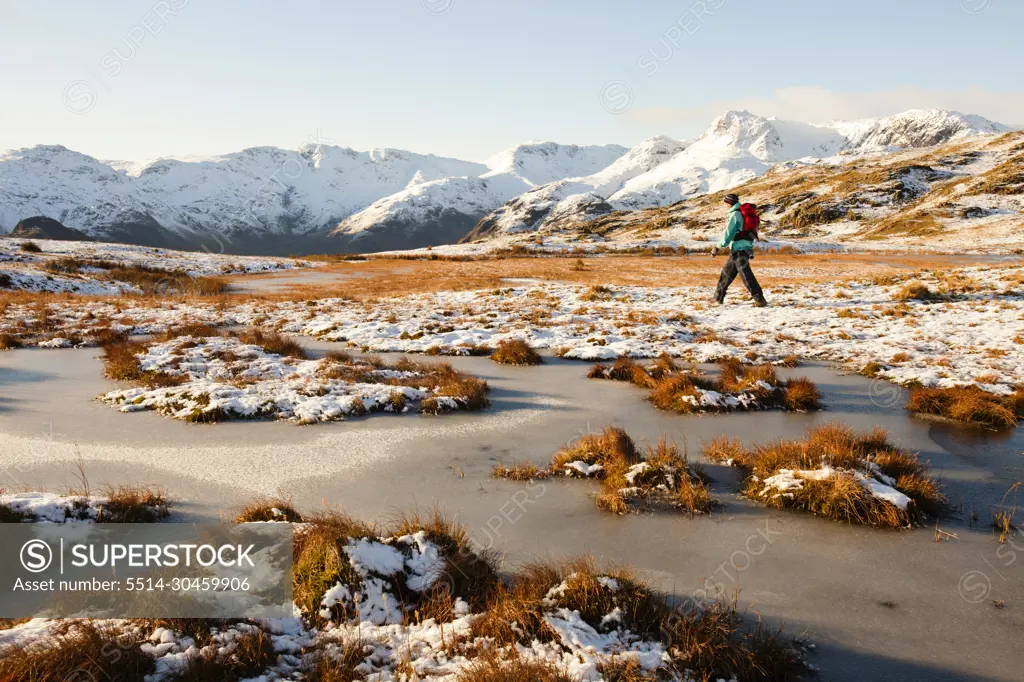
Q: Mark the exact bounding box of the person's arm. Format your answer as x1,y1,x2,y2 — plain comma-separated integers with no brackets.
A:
718,210,742,249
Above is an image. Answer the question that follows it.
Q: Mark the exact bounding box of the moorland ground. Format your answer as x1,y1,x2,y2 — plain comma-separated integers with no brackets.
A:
1,247,1022,682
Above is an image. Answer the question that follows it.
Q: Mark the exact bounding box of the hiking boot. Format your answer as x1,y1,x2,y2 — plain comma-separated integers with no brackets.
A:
754,299,768,308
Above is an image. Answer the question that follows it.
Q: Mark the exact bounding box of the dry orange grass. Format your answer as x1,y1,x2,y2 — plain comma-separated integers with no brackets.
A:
0,332,22,350
455,655,576,682
783,377,822,411
0,504,806,682
301,640,377,681
388,508,501,620
907,386,1022,429
490,338,543,365
101,340,186,388
497,426,714,516
0,618,31,631
598,435,714,516
98,485,171,523
27,257,228,297
235,327,306,358
705,423,945,527
177,628,275,681
471,556,804,681
420,373,490,413
234,497,304,523
702,436,752,468
601,360,822,414
896,282,943,302
13,482,170,523
588,356,661,388
0,621,155,681
320,353,490,415
291,511,378,625
294,507,495,628
160,322,222,340
218,252,1005,302
993,482,1021,544
493,461,550,481
1,254,1014,313
648,373,720,413
549,426,641,474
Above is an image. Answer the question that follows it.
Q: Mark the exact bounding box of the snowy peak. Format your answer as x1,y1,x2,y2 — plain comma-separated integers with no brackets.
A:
691,108,1008,162
483,142,628,186
834,109,1009,152
695,111,849,162
331,142,630,243
2,144,128,181
699,110,781,156
470,107,1011,240
0,142,493,249
593,135,689,179
626,134,689,157
461,136,687,241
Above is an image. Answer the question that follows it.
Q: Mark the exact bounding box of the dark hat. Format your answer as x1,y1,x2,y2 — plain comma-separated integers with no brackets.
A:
723,193,740,205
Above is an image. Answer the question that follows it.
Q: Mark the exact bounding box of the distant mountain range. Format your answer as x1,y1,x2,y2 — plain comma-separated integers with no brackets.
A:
0,109,1008,255
467,109,1009,242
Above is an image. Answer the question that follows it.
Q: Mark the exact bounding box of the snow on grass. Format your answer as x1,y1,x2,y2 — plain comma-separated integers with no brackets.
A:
759,466,911,511
0,237,313,277
98,335,489,423
0,237,313,294
319,532,447,625
563,460,605,477
0,488,170,523
4,263,1022,405
287,265,1020,396
592,357,822,414
0,491,108,523
498,426,715,516
0,511,807,681
705,423,945,528
0,267,139,295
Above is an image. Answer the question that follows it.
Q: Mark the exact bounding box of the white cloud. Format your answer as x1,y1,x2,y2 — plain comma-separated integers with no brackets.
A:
627,86,1024,131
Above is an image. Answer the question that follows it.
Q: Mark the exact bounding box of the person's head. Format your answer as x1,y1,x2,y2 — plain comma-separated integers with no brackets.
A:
723,193,740,207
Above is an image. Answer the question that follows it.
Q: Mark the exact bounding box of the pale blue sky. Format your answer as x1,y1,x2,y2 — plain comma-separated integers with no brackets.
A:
1,0,1020,162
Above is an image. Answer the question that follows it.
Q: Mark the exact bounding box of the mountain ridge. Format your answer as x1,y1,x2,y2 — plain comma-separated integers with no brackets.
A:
467,108,1009,241
0,109,1008,255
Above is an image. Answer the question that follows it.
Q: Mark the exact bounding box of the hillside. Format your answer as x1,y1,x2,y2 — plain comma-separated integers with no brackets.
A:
466,109,1010,243
7,216,93,241
460,130,1024,254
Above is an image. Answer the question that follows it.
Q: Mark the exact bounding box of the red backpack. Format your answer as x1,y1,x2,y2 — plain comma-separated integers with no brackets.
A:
735,203,760,242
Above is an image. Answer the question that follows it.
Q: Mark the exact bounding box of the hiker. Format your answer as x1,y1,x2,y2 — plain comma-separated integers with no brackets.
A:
712,193,767,307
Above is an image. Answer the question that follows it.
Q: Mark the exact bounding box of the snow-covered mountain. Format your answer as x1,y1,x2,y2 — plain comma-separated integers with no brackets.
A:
467,135,687,240
0,141,625,254
0,108,1008,255
830,109,1008,151
0,144,489,253
468,109,1009,239
328,142,627,250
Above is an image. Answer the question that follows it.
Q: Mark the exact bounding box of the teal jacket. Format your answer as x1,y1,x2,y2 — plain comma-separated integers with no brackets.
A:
718,203,754,252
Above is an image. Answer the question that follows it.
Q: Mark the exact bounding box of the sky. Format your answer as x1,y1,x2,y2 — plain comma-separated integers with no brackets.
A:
1,0,1021,163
